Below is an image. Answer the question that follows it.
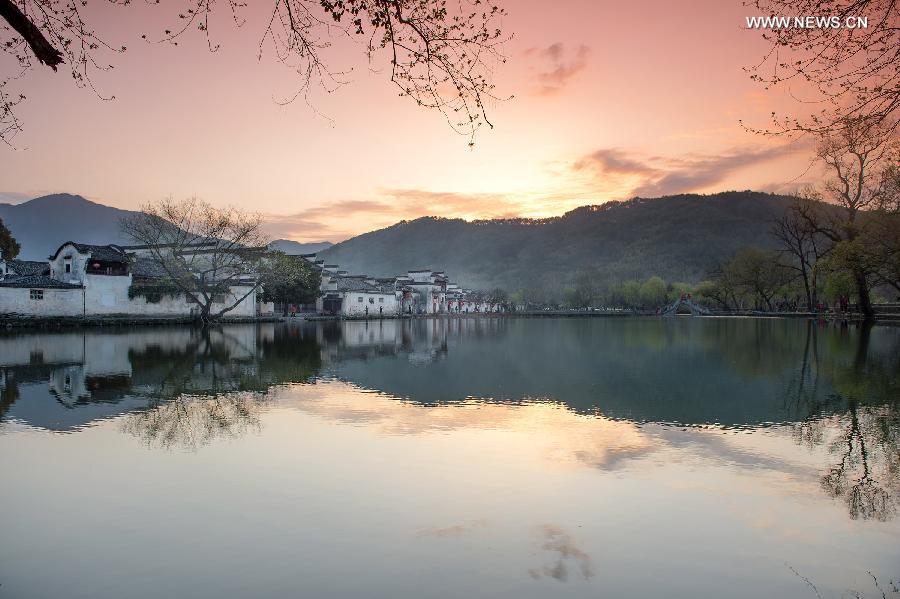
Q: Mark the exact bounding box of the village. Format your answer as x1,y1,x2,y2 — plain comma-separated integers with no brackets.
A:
0,241,507,320
304,254,504,317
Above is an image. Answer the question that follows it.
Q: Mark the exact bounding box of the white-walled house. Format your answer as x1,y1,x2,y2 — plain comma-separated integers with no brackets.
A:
0,242,259,319
316,274,403,316
403,269,448,314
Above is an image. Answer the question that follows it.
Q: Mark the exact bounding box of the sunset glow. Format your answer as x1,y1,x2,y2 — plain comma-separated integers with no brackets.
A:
1,1,818,241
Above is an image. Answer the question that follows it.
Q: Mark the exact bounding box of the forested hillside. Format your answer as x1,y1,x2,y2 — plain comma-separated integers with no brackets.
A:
320,191,803,293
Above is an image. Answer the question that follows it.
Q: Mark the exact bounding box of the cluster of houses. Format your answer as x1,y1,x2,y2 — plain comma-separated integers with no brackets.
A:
0,241,504,319
0,242,260,319
303,253,505,317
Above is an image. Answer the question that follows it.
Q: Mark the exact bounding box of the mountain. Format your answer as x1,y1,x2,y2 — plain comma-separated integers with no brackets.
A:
2,191,810,291
269,239,333,255
318,191,804,291
0,194,139,260
0,195,335,260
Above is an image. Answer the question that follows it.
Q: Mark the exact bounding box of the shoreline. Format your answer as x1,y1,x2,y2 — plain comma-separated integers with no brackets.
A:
0,315,282,329
3,310,897,329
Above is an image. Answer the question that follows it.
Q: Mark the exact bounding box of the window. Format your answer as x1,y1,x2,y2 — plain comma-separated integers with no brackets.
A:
379,297,384,303
30,289,43,300
369,297,375,304
212,294,226,303
64,263,71,273
357,296,363,302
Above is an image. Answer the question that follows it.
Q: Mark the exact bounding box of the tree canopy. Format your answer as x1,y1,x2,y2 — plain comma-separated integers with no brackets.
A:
121,197,270,322
0,215,19,260
259,251,322,307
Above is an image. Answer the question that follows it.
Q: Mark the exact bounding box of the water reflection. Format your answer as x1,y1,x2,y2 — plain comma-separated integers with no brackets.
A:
120,394,266,451
0,324,320,430
528,525,595,582
0,317,898,522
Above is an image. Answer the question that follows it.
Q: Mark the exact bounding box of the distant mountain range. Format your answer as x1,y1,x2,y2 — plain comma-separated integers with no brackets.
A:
318,191,804,290
0,194,139,260
268,239,333,255
2,191,803,290
0,194,331,260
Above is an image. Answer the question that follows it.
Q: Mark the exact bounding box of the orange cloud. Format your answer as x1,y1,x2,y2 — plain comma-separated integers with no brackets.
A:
574,144,802,198
262,189,525,241
525,43,591,96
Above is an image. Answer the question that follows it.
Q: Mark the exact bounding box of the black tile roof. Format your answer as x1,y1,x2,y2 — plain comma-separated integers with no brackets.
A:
7,260,49,276
0,275,82,289
331,276,397,294
49,242,128,262
130,258,169,279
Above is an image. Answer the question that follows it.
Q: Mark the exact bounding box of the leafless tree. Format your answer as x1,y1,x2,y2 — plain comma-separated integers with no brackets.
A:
121,196,268,322
793,116,899,315
772,197,832,308
1,0,508,145
745,0,899,134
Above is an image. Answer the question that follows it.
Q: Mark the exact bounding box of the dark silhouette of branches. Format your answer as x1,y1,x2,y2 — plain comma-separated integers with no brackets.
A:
0,0,508,145
745,0,899,134
772,198,831,308
121,197,269,323
788,116,900,315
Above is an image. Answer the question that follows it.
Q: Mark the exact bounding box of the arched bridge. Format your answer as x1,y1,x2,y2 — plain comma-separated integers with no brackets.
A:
660,296,711,317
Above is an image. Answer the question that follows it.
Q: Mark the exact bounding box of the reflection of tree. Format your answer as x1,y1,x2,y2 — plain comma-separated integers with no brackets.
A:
821,401,899,521
527,525,594,582
122,325,321,450
121,394,265,451
0,372,20,421
788,322,900,520
130,326,321,399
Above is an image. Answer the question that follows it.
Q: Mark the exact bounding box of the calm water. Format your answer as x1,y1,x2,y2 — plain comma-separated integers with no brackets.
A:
1,317,898,598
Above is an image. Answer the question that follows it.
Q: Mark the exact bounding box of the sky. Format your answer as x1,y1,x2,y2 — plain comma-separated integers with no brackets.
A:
0,0,819,242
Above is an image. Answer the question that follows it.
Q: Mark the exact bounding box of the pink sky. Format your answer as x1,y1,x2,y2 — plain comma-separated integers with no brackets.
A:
0,0,818,242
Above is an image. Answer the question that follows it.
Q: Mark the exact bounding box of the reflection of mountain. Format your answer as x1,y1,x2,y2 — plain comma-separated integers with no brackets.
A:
2,318,897,432
323,318,898,427
2,318,897,519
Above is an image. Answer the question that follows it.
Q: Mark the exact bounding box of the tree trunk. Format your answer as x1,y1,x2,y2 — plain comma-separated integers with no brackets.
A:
854,268,874,318
800,262,812,310
0,0,64,69
810,267,819,310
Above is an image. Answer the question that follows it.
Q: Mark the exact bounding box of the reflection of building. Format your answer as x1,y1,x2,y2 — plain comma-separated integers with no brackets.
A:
0,242,259,318
0,325,267,430
315,318,450,364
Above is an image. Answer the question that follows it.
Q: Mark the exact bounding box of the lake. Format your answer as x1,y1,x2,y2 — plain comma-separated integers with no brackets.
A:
1,317,898,598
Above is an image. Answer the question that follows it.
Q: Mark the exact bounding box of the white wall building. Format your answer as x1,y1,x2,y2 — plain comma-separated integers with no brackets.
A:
301,254,507,317
0,242,259,319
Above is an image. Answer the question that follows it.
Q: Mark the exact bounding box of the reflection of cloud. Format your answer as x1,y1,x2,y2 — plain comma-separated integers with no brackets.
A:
654,427,819,481
279,382,656,470
417,519,489,538
525,44,591,96
574,145,797,198
528,525,594,581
